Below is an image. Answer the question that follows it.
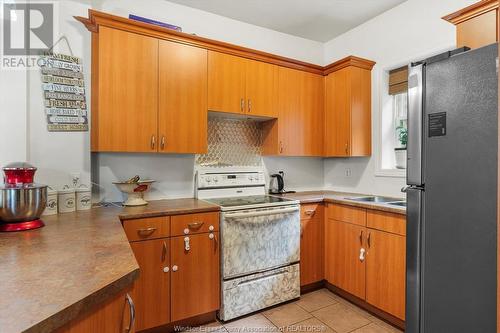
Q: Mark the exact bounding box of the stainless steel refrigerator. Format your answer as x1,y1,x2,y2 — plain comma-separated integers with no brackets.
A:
406,43,498,333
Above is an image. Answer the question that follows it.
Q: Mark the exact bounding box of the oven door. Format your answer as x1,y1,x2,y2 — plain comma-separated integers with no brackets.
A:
221,205,300,279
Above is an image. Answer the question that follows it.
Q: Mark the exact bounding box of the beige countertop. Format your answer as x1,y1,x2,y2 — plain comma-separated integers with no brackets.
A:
278,190,406,215
0,198,220,333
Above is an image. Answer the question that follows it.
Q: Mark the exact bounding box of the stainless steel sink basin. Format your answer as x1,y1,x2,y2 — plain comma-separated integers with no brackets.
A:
345,196,399,203
387,201,407,207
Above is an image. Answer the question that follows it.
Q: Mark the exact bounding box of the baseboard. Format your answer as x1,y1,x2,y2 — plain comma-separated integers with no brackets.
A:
325,282,405,331
300,280,325,294
140,312,217,333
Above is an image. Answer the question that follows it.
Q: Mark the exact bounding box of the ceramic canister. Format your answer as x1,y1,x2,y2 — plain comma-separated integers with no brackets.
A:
42,186,58,216
76,184,91,211
58,185,76,213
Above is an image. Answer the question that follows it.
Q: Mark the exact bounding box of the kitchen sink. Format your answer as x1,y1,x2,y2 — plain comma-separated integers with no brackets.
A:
345,196,400,203
387,201,407,207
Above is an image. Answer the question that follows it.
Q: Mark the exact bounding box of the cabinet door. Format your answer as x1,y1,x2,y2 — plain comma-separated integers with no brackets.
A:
300,211,324,286
171,233,220,321
158,41,208,154
325,68,351,157
325,219,366,299
277,67,324,156
366,229,406,320
130,239,170,330
96,27,158,152
56,289,133,333
245,59,278,117
208,51,246,114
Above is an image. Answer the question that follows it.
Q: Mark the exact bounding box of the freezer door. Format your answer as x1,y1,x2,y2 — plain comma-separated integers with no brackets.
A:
407,63,424,186
422,43,497,333
405,188,422,333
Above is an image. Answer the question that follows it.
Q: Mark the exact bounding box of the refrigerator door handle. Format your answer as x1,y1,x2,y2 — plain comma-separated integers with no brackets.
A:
406,187,423,333
407,64,424,186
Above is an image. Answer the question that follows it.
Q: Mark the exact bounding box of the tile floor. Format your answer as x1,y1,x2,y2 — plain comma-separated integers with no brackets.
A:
188,289,403,333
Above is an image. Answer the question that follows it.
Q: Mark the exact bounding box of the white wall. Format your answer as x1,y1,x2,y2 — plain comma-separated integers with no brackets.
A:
322,0,477,197
27,0,92,189
98,0,324,64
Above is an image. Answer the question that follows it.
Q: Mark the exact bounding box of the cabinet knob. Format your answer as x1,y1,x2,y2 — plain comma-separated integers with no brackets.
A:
209,233,214,239
161,136,166,150
183,228,189,235
248,99,252,113
151,135,156,150
209,225,214,231
172,265,178,272
163,266,169,273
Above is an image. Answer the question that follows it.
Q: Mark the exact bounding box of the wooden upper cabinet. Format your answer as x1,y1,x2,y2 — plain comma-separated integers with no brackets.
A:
130,238,170,331
245,60,278,117
443,0,498,50
158,41,208,154
95,26,158,152
324,62,373,157
365,229,406,320
208,51,278,117
262,67,324,156
171,233,220,322
208,51,246,114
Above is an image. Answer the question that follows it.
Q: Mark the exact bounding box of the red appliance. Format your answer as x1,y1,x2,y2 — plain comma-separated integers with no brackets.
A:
0,163,47,232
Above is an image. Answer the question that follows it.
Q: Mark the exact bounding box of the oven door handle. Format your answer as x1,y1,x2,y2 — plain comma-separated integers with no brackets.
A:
224,206,299,219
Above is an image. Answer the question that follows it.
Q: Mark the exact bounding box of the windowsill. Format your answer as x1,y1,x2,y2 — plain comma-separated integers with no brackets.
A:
375,168,406,178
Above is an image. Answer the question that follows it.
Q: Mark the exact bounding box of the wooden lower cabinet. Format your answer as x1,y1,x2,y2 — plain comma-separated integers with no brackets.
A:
56,289,134,333
124,213,220,331
171,233,220,321
300,204,324,286
130,238,170,331
366,229,406,320
324,204,406,320
325,218,366,299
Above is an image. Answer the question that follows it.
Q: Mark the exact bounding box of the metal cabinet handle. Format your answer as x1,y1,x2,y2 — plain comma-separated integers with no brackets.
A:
304,209,315,216
367,232,371,248
124,293,135,333
184,236,191,251
359,248,366,262
151,135,156,150
248,99,252,113
240,98,245,112
279,141,284,154
345,142,349,155
359,230,363,245
162,241,167,261
161,136,166,150
188,222,204,230
137,227,156,236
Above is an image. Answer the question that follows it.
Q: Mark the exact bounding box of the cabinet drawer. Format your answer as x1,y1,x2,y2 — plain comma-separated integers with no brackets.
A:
367,210,406,236
123,216,170,242
171,212,219,236
327,204,366,226
300,203,323,220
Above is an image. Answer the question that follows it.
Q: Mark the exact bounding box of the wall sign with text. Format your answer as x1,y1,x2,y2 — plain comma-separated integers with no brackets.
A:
40,53,88,132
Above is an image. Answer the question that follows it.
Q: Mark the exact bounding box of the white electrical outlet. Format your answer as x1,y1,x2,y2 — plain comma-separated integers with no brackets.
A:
345,168,352,177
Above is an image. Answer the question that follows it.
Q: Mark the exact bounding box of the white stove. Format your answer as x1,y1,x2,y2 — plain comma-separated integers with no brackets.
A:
195,169,301,321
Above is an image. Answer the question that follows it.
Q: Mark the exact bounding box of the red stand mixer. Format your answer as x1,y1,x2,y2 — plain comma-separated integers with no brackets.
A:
0,163,47,232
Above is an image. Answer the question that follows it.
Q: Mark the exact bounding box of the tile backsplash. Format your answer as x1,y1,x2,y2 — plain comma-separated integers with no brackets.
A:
196,118,262,167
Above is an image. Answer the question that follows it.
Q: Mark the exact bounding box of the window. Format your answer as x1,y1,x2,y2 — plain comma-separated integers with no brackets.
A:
377,66,408,176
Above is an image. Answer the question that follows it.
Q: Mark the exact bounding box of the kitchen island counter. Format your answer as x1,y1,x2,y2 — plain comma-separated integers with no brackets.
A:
0,198,220,333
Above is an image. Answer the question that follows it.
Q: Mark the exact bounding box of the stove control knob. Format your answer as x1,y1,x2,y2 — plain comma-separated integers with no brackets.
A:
213,177,219,183
206,177,212,183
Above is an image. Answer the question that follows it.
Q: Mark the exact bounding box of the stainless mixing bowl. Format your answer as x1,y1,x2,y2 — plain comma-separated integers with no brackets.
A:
0,184,47,222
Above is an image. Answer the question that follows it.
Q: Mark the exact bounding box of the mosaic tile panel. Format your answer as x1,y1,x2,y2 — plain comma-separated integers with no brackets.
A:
196,118,262,167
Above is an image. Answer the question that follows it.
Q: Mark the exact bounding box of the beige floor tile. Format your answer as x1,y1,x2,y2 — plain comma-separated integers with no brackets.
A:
263,303,313,328
368,318,403,333
351,322,396,333
296,290,339,312
177,320,228,333
282,317,337,333
224,313,279,333
311,303,371,333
